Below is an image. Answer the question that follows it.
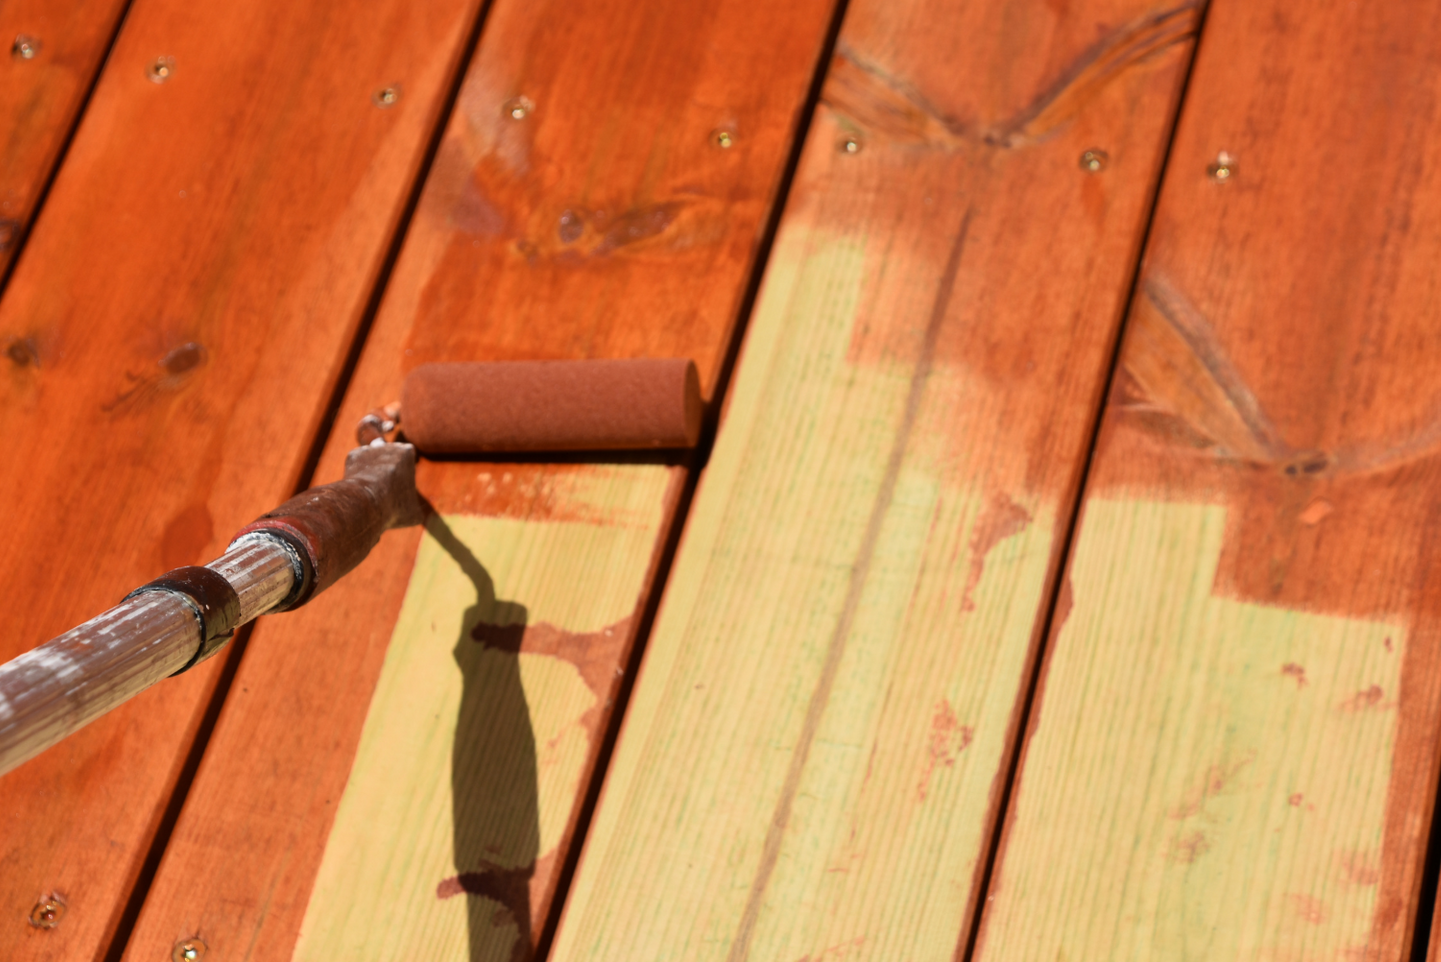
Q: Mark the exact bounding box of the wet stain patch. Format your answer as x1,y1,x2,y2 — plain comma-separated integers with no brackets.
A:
961,492,1032,612
160,502,214,570
474,617,631,736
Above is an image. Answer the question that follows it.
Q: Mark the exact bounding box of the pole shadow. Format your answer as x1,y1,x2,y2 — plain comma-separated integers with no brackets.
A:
426,514,540,962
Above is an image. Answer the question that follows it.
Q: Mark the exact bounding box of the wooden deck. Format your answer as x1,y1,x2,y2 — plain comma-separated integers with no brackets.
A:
4,0,1441,960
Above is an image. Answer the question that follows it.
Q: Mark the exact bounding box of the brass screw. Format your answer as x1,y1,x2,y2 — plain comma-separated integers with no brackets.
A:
840,136,861,154
146,56,175,84
372,84,401,108
1079,148,1109,173
12,35,40,60
502,96,533,120
1207,150,1236,183
28,895,64,929
711,128,734,149
172,937,207,961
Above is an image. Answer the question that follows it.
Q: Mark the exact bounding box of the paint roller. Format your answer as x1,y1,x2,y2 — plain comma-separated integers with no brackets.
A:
0,358,702,776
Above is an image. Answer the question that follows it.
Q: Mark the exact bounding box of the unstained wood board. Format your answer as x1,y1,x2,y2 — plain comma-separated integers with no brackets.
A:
973,2,1441,960
548,1,1200,960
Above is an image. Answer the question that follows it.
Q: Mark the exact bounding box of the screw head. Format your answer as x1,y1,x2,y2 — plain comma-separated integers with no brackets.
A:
12,35,39,60
1207,150,1236,182
146,56,174,83
172,937,206,961
28,895,64,929
503,96,533,120
840,136,861,154
711,128,734,149
372,84,401,108
1079,148,1109,173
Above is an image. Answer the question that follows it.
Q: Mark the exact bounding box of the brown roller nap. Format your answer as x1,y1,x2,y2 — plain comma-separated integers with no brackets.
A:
400,358,703,453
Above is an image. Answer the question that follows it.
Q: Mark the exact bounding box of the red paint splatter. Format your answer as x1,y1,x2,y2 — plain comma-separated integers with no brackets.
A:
1281,663,1307,688
917,699,973,800
961,493,1032,612
1339,850,1380,887
795,936,866,962
1169,831,1210,864
1287,893,1329,924
1384,636,1393,653
1339,685,1385,712
1289,793,1304,807
1169,753,1255,820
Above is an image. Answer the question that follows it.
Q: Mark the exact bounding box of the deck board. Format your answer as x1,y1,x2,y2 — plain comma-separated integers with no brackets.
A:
545,2,1199,960
0,0,488,956
0,0,129,277
119,0,842,958
973,1,1441,959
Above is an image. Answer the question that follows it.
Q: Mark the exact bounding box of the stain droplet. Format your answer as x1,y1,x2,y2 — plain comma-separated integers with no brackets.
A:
1298,498,1333,525
1079,148,1109,172
6,336,37,367
503,96,533,120
161,342,206,375
12,35,39,60
557,208,584,244
1288,792,1304,807
147,56,175,84
1281,663,1307,688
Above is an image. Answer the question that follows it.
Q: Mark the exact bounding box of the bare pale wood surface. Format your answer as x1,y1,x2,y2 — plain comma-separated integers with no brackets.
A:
547,2,1199,960
121,0,842,957
0,0,129,277
0,0,488,955
974,2,1441,960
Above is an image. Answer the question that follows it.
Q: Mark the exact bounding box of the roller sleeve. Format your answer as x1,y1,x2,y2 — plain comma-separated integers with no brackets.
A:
400,358,703,453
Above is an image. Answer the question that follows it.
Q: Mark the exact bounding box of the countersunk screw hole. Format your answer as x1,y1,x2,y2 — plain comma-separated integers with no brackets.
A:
1207,150,1236,183
147,56,174,83
28,895,64,929
1079,148,1109,173
172,937,207,961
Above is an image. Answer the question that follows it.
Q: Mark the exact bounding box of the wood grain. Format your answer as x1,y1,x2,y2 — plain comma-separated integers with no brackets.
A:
120,0,841,957
0,0,487,956
0,0,129,277
974,1,1441,960
547,2,1197,960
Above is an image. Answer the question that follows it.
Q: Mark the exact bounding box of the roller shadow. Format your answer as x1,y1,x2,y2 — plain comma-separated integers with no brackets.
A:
425,514,540,962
